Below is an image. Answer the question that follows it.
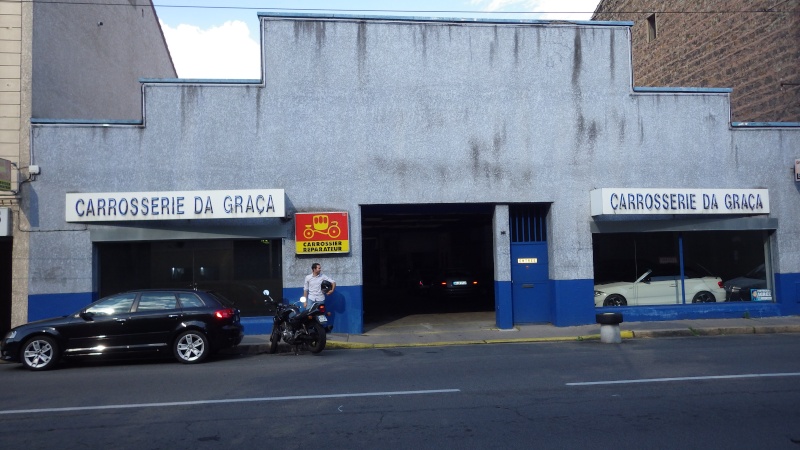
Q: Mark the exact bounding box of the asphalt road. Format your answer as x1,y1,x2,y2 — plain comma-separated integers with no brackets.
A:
1,334,799,449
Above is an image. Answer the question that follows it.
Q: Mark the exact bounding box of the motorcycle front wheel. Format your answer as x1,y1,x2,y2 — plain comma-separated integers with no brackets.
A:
268,324,281,354
308,322,326,354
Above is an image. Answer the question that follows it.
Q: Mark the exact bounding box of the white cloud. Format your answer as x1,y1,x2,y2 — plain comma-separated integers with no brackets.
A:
160,20,261,79
469,0,598,19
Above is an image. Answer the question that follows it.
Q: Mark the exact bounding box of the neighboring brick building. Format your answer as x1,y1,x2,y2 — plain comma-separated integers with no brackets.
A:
592,0,800,123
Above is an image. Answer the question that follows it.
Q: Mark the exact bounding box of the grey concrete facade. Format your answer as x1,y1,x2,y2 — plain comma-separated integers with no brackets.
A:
2,0,174,332
24,14,800,331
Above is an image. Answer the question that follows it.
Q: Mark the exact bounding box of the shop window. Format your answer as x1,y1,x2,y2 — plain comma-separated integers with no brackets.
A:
592,230,770,307
97,239,282,317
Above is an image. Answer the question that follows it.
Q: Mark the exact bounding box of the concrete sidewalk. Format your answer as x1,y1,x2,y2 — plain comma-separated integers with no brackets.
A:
237,312,800,354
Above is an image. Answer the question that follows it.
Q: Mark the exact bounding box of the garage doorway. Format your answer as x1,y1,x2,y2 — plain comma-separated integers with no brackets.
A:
361,204,495,323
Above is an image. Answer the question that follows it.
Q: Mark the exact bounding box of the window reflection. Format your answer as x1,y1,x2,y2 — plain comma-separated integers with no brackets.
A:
593,230,770,307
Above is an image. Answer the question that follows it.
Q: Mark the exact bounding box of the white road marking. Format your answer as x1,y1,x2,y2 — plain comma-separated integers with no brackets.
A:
0,388,461,416
567,372,800,386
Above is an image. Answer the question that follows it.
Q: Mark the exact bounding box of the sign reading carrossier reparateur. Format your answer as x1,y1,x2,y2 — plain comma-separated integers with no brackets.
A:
295,212,349,254
65,189,285,222
590,188,769,216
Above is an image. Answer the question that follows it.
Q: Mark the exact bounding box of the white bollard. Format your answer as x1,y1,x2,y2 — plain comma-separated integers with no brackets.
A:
600,324,621,344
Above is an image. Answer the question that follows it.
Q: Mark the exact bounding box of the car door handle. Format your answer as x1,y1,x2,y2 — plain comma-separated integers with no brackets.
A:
115,318,127,323
168,314,180,318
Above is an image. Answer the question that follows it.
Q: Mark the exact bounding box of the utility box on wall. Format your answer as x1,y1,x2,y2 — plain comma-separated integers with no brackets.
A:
795,159,800,182
0,208,11,236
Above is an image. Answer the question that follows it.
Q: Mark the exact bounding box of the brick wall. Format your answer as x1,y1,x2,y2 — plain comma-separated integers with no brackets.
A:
593,0,800,123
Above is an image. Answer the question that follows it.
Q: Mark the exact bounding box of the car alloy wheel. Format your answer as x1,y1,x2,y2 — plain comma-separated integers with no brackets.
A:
21,336,59,371
692,291,717,303
174,330,209,364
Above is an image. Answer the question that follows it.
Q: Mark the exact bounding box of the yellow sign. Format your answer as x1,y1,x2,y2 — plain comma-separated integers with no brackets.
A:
295,212,350,254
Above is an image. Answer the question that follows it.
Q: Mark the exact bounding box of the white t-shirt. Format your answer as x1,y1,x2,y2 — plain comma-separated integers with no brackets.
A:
304,273,335,302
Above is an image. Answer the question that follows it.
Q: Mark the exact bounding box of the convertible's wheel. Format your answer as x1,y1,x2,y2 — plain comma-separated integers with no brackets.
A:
268,326,281,354
308,323,326,354
173,330,209,364
21,336,59,371
603,294,627,307
692,291,717,303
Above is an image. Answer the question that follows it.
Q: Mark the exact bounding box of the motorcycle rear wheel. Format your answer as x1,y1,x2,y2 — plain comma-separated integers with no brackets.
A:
268,325,281,354
309,322,326,354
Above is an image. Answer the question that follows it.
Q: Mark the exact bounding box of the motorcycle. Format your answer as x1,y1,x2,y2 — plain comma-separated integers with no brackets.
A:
264,290,329,354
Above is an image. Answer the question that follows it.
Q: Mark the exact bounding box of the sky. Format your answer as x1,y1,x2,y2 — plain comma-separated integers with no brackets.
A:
154,0,603,79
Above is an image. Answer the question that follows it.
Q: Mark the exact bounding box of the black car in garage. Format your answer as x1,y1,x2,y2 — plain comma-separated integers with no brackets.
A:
1,289,244,370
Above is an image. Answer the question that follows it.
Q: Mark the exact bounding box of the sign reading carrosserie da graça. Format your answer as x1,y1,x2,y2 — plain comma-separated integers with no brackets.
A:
590,188,769,216
295,212,349,254
65,189,285,222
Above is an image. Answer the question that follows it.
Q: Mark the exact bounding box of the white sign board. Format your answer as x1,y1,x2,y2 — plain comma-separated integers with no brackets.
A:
0,208,10,236
66,189,285,222
590,188,769,216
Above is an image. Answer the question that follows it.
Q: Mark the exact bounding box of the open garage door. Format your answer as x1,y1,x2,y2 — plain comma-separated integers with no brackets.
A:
361,204,495,323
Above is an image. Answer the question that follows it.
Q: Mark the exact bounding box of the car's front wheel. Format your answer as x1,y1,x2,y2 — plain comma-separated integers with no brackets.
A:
603,294,627,306
173,330,209,364
21,336,59,371
692,291,717,303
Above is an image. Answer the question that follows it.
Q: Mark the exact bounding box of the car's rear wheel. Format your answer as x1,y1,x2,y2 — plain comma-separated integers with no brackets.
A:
173,330,209,364
692,291,717,303
603,294,627,306
21,336,59,371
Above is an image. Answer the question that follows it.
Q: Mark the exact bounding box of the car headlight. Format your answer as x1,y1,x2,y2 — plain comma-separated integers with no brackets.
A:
3,330,15,340
594,290,604,297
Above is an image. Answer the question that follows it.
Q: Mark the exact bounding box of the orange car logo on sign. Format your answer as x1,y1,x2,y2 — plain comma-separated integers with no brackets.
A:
295,212,349,254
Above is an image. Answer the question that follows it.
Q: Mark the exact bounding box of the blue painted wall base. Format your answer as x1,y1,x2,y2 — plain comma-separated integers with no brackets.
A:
599,302,782,322
495,280,513,329
775,272,800,315
551,279,596,326
28,292,96,321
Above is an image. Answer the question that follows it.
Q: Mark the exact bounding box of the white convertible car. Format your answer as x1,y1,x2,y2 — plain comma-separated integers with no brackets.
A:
594,267,726,307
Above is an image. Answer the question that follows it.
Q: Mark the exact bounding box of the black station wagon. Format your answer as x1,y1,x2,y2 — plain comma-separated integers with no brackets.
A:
0,289,244,370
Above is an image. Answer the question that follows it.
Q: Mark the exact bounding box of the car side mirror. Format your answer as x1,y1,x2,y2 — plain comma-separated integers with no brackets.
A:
80,311,95,321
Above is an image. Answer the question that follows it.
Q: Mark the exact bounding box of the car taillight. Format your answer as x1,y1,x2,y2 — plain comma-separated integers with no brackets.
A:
472,281,478,285
717,281,724,289
214,308,235,320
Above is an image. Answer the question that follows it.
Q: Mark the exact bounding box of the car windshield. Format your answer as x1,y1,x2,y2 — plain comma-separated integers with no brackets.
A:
746,264,766,279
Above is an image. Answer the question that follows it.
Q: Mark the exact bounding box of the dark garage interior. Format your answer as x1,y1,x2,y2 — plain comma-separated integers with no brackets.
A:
361,204,496,324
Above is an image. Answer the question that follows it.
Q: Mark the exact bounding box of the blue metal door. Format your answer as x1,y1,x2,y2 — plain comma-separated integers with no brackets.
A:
511,242,550,323
509,204,550,324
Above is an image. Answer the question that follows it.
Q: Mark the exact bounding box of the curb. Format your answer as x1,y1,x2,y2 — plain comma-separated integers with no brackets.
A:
236,325,800,353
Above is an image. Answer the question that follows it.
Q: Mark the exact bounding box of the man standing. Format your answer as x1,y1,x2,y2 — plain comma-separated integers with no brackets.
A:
303,262,336,304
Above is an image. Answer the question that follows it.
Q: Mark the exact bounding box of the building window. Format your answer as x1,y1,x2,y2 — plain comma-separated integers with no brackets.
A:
647,13,657,42
592,230,772,307
96,239,282,317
